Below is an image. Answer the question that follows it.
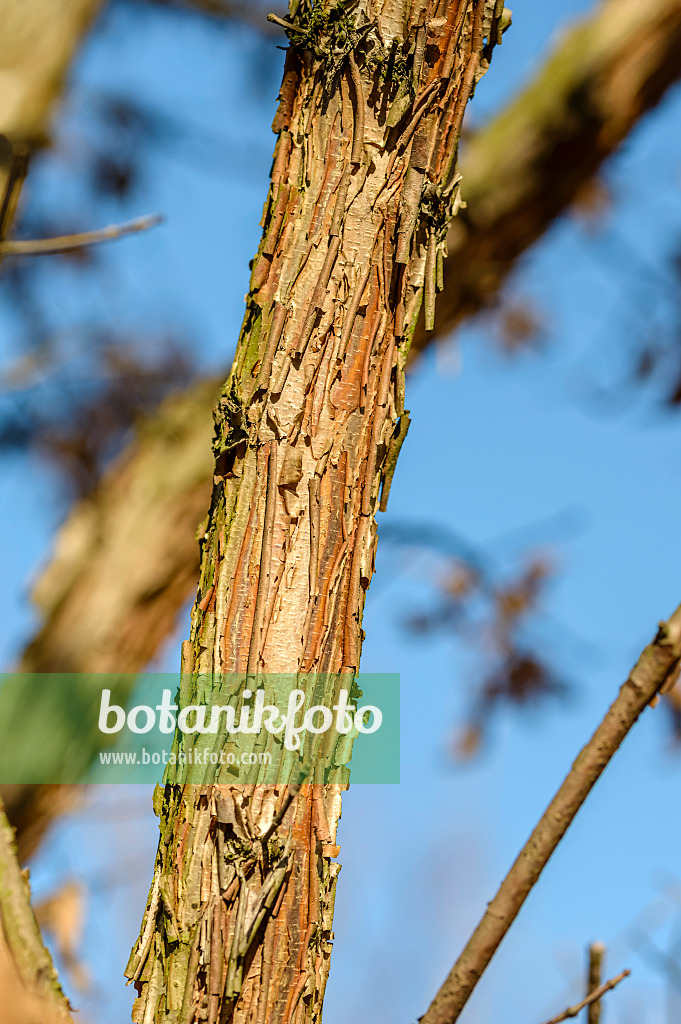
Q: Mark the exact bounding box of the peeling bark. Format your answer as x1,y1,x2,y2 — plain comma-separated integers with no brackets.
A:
413,0,681,350
126,3,504,1022
16,0,681,676
11,0,681,856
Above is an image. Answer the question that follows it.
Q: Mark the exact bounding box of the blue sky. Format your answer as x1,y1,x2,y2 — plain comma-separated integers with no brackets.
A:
3,2,681,1023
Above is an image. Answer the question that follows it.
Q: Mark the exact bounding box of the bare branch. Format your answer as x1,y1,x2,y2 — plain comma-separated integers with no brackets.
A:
587,941,605,1024
0,150,29,242
266,12,295,30
0,213,162,257
420,605,681,1024
540,968,631,1024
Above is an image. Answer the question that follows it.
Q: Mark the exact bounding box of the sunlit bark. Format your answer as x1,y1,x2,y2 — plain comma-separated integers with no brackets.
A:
127,3,504,1021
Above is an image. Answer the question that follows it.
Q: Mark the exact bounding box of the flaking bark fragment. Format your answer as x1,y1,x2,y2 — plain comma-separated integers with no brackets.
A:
129,3,504,1023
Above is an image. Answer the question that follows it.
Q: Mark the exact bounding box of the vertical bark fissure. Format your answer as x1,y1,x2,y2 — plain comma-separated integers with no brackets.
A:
128,2,505,1021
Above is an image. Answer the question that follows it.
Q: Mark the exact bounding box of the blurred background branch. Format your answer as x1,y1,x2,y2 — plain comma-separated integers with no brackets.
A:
0,802,72,1021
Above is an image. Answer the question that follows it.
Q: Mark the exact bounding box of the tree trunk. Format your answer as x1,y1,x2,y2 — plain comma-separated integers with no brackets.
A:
0,0,101,194
10,0,681,866
126,2,504,1021
16,0,681,700
0,804,72,1022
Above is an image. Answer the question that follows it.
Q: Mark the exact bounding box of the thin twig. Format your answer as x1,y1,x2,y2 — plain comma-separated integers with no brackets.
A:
540,968,631,1024
587,941,605,1024
0,151,29,242
419,604,681,1024
0,214,162,257
267,12,296,30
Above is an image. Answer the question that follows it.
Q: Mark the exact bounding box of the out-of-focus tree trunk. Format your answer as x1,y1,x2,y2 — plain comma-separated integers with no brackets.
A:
0,0,102,193
0,804,73,1021
0,0,107,858
18,378,217,677
4,381,218,860
126,3,505,1022
10,0,681,858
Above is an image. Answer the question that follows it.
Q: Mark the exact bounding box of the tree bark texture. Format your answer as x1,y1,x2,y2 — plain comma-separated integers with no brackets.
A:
412,0,681,352
125,3,505,1022
15,0,681,686
10,0,681,862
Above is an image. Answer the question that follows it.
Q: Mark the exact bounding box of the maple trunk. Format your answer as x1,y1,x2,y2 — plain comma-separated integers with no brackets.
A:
13,0,681,865
127,2,504,1021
